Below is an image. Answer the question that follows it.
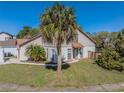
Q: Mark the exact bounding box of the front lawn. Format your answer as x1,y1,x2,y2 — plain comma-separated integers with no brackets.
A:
0,59,124,88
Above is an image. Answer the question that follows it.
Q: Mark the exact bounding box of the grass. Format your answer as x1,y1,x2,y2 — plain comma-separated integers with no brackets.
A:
116,88,124,92
0,59,124,87
0,64,55,87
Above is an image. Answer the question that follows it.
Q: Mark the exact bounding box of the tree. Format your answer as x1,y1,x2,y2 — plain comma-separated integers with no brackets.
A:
96,44,123,71
93,31,110,48
25,45,46,62
95,30,124,71
40,3,78,81
115,29,124,57
17,26,39,39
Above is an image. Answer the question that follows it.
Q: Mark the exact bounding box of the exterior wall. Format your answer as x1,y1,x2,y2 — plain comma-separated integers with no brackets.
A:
19,37,42,61
0,47,4,62
3,46,17,57
19,29,96,61
0,33,12,41
42,38,72,62
77,30,95,46
44,47,55,62
44,46,73,63
77,30,96,58
83,46,95,58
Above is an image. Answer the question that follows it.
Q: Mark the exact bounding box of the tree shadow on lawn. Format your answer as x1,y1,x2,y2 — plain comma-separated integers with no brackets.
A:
45,62,70,71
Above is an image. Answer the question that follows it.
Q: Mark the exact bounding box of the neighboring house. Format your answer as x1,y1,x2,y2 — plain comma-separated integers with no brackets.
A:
0,39,17,57
0,34,28,59
0,32,14,41
0,32,17,58
0,28,96,63
18,28,96,62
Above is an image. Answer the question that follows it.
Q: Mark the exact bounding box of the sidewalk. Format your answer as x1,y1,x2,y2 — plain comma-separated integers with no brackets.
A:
0,59,79,66
0,82,124,91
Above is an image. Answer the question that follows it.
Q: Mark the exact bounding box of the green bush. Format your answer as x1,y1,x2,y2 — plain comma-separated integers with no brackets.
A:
25,45,46,62
119,57,124,63
96,46,123,71
112,62,123,71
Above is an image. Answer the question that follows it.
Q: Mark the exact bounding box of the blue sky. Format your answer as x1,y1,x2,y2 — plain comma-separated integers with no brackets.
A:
0,1,124,35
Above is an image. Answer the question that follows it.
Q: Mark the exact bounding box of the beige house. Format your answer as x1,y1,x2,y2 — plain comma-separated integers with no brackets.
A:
17,28,96,62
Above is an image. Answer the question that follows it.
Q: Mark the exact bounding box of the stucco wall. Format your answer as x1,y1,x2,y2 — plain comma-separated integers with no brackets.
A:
83,46,95,58
77,30,96,58
77,30,95,46
19,37,42,61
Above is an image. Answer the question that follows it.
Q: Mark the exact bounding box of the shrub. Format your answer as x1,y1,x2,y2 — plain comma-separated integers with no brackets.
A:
25,45,46,62
96,46,123,71
119,57,124,63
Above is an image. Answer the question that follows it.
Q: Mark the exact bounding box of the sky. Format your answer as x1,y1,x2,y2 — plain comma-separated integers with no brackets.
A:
0,1,124,35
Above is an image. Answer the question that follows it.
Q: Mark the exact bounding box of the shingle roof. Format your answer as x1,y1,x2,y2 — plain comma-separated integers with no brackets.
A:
0,39,29,47
16,39,29,46
0,39,16,47
19,34,41,47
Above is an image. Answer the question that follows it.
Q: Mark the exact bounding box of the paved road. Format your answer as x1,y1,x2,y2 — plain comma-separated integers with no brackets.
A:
0,82,124,92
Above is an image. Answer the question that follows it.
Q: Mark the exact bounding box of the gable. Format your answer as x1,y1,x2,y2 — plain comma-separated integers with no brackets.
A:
77,29,96,46
19,34,42,47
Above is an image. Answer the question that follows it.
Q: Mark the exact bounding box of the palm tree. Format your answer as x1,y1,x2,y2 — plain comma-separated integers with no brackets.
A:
40,3,78,80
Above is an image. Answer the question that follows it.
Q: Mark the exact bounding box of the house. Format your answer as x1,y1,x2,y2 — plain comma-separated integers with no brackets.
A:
0,32,14,41
0,39,17,57
17,28,96,62
0,32,16,62
0,33,28,62
0,28,96,63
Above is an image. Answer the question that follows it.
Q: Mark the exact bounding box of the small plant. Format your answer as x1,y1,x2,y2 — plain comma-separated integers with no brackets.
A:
25,45,46,62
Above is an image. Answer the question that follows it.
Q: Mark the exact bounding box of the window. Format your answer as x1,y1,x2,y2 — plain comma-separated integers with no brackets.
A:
67,48,72,59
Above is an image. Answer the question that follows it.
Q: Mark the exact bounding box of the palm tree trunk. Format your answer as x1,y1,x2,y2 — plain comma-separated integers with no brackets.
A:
57,46,62,81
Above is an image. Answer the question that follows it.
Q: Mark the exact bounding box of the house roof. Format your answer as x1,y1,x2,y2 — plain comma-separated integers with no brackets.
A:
0,39,16,47
16,39,29,46
19,28,96,47
0,38,29,47
19,34,42,47
72,42,83,48
0,32,13,37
